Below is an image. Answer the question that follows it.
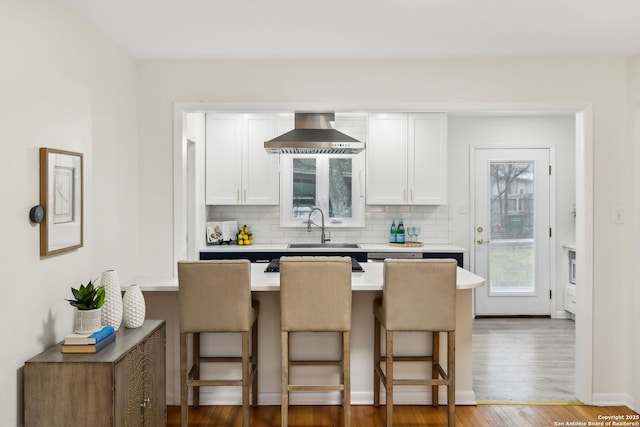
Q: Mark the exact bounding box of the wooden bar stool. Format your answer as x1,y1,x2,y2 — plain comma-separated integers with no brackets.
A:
373,259,457,427
279,256,352,427
177,260,259,427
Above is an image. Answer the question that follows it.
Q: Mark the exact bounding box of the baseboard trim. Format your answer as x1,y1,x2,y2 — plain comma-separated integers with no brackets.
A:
477,400,583,406
180,389,477,406
591,393,631,407
475,315,551,319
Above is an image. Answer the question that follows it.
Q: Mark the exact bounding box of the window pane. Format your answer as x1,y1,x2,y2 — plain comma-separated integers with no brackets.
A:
292,158,316,219
489,161,535,293
329,158,352,218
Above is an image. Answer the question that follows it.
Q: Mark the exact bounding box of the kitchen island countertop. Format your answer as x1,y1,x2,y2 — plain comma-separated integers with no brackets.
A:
129,262,483,292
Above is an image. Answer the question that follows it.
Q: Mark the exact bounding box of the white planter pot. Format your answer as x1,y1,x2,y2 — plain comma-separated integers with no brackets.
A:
123,284,145,328
100,270,123,331
75,308,103,334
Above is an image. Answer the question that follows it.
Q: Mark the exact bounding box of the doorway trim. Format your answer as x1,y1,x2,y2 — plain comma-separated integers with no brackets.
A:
173,102,593,405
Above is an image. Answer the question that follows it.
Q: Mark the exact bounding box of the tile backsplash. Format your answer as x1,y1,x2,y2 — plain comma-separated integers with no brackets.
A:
206,205,451,244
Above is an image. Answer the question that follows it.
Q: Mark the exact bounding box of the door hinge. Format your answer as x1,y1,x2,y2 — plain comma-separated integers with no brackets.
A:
549,165,552,175
549,228,552,237
550,290,552,299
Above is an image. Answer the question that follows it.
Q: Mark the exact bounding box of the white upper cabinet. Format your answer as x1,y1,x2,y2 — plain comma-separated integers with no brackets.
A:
366,113,408,204
205,113,279,205
366,113,447,205
408,113,447,204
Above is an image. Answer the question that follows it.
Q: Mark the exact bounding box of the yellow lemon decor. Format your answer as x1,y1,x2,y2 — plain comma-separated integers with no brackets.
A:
236,224,253,245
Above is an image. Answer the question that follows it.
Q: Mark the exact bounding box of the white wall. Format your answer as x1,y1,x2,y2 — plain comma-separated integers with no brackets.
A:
448,114,576,316
629,54,640,411
0,1,139,425
138,58,631,403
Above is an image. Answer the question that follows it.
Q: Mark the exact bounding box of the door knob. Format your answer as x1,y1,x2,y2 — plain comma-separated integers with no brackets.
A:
477,238,490,244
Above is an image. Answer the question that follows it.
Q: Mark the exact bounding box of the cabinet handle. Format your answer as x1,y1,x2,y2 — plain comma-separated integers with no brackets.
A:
410,189,413,202
403,188,406,202
140,397,151,408
237,189,240,202
244,189,247,202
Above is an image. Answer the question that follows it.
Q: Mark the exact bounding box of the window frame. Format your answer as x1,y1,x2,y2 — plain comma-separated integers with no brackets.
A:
279,152,366,228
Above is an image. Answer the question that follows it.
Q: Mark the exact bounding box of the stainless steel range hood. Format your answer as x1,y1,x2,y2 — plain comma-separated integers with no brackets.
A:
264,112,365,154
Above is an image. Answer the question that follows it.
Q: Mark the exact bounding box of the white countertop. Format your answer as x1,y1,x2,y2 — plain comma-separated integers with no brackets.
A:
200,243,467,253
129,262,484,292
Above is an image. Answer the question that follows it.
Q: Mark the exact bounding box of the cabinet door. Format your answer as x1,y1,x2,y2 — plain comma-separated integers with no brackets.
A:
205,114,243,204
408,113,448,205
116,344,145,427
243,114,279,204
366,113,408,204
114,327,166,427
143,326,166,426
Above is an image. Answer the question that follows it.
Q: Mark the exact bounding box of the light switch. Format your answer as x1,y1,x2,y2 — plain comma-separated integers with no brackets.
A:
612,208,624,224
458,204,467,215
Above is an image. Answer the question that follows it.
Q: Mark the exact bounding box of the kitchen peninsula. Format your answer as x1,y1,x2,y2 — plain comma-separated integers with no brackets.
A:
136,244,484,407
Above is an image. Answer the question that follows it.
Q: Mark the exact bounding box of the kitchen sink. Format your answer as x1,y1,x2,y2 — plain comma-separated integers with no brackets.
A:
288,243,361,249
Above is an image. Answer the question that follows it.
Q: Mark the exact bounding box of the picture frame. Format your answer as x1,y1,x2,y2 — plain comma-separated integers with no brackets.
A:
39,148,83,256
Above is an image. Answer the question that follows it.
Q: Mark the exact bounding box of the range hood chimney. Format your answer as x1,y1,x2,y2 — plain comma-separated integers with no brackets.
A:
264,112,365,154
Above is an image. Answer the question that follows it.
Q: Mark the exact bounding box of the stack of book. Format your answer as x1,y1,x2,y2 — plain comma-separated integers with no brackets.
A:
61,325,116,353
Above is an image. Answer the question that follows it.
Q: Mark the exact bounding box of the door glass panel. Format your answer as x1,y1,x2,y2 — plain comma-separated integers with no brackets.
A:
489,161,535,294
292,158,316,219
328,158,352,218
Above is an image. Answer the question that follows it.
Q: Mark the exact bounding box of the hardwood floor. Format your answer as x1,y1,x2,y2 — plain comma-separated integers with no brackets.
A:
167,404,639,427
472,318,576,402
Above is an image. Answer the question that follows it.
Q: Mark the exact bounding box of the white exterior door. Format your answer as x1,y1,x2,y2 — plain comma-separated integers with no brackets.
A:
473,148,552,316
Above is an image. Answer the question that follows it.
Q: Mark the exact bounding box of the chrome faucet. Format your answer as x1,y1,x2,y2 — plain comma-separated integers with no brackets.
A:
306,207,330,244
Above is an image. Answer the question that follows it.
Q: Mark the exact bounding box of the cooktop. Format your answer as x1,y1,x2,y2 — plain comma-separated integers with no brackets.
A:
264,257,364,273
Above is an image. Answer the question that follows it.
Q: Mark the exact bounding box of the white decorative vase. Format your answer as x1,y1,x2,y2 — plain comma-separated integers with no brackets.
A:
100,270,123,331
75,308,103,334
123,284,145,328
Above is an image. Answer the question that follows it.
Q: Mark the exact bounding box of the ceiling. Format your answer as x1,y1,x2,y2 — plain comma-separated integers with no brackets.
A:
58,0,640,60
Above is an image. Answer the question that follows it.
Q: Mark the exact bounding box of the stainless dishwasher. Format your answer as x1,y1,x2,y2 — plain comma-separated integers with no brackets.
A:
367,252,423,262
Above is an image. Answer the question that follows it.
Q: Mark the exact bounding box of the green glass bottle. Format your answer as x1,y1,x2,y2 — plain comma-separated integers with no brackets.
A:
389,220,397,243
397,220,406,243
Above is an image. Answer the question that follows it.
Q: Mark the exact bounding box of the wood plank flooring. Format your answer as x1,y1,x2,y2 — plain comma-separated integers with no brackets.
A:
167,404,639,427
473,318,576,402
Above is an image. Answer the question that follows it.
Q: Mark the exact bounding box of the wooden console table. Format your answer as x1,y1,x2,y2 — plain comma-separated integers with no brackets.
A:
24,320,166,427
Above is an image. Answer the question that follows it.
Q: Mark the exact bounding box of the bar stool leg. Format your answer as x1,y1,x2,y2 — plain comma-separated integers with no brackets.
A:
251,315,259,407
432,331,440,407
448,331,456,427
373,315,381,407
343,331,351,427
180,332,188,427
281,331,289,427
242,331,250,427
193,332,200,408
385,330,393,427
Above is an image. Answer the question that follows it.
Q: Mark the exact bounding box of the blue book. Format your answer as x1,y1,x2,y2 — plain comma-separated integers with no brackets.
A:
64,325,115,345
62,333,116,353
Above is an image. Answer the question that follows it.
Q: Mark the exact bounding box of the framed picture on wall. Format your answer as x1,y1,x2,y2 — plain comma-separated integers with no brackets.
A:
39,148,83,256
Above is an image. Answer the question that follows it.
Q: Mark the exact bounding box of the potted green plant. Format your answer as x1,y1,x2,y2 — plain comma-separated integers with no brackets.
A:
66,279,105,334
